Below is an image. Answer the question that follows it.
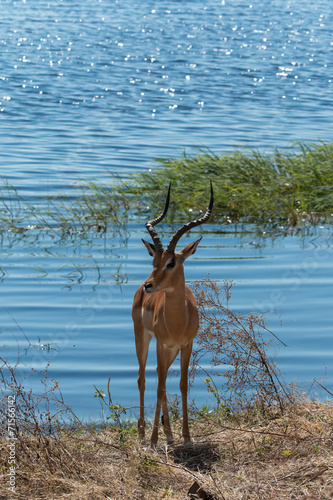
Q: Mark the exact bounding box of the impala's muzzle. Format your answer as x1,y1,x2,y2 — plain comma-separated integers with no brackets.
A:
143,282,154,293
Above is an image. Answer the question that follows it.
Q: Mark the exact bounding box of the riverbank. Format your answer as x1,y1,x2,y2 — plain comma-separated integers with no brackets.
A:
1,395,333,499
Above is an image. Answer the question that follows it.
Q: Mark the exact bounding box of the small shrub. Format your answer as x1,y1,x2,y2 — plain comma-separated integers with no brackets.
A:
191,277,291,414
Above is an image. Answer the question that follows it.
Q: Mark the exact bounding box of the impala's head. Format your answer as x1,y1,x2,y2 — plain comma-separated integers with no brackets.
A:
142,182,213,295
142,239,202,294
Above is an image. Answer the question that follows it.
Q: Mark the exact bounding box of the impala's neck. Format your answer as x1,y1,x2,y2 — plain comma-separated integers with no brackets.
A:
163,268,188,333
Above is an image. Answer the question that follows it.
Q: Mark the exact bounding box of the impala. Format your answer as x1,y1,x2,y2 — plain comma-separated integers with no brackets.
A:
132,182,213,446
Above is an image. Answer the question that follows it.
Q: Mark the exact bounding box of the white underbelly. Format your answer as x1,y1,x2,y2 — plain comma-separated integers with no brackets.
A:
144,327,156,339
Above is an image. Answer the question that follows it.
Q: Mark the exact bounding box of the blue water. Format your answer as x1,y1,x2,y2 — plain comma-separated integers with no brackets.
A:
0,0,332,420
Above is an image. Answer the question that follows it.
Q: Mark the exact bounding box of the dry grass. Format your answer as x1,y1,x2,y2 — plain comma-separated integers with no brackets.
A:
1,396,333,499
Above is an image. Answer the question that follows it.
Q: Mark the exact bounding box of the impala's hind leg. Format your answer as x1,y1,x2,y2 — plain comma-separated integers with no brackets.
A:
134,325,151,441
180,341,193,445
151,343,179,446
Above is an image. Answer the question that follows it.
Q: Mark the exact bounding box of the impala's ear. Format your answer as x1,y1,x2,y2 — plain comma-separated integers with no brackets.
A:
142,239,157,257
177,237,202,263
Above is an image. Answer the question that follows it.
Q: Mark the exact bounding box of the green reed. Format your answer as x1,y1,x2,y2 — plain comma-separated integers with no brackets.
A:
1,142,332,236
124,141,333,227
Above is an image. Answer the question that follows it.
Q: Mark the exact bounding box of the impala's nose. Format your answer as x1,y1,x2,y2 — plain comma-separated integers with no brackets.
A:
143,282,153,293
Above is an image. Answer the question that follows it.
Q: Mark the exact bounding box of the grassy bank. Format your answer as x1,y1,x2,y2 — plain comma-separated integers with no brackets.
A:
1,142,333,236
1,396,333,499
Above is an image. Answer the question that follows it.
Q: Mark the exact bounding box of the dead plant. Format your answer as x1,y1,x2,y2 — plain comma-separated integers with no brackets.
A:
191,277,291,415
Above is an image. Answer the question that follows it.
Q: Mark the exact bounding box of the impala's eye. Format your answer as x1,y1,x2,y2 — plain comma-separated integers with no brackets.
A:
166,259,176,269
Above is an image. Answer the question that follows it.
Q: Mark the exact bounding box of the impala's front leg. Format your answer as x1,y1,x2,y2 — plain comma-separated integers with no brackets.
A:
180,341,193,445
134,325,151,441
151,343,178,446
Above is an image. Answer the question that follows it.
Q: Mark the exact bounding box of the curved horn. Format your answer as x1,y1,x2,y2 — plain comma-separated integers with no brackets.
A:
166,181,213,253
145,182,171,251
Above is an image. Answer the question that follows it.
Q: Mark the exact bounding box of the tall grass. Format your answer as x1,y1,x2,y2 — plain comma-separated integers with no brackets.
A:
1,142,333,236
125,142,333,226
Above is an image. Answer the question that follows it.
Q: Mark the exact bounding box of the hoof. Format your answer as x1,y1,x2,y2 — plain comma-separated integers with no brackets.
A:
183,439,193,448
165,432,174,445
138,433,146,442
